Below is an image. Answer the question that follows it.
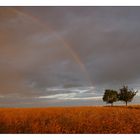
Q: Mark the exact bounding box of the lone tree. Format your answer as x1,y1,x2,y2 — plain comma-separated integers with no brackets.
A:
118,86,137,106
103,89,118,106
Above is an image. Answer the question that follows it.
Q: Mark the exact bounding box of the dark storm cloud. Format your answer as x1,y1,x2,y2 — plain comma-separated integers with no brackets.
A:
0,7,140,106
19,7,140,89
58,7,140,88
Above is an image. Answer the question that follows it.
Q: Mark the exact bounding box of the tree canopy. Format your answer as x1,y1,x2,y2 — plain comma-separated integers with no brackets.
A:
118,86,137,106
103,86,138,106
103,89,118,106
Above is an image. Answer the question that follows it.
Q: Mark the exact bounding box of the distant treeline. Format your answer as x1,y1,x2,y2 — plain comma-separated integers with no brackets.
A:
103,86,138,106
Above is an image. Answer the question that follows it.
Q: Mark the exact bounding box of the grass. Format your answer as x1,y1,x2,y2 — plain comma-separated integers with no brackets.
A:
0,105,140,133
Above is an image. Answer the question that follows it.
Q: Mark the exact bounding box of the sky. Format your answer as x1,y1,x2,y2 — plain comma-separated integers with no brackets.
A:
0,7,140,107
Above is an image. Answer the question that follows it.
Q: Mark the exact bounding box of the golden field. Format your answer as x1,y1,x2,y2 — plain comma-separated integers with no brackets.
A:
0,106,140,133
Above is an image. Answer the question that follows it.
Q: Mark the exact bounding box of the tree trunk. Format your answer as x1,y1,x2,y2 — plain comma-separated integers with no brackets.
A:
126,101,127,106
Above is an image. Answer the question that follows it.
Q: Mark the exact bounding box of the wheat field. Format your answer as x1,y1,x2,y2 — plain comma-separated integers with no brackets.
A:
0,106,140,133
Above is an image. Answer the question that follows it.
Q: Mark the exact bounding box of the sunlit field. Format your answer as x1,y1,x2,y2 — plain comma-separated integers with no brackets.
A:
0,106,140,133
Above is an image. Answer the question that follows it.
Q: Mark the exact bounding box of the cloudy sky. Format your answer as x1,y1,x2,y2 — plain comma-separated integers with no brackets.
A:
0,7,140,107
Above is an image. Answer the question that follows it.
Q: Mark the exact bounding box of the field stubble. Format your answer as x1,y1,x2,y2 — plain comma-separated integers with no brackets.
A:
0,106,140,133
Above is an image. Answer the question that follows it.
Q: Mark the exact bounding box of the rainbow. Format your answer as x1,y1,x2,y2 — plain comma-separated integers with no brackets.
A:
10,7,93,86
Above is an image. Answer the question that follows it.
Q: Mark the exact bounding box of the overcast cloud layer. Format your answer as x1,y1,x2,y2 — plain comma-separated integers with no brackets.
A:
0,7,140,107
